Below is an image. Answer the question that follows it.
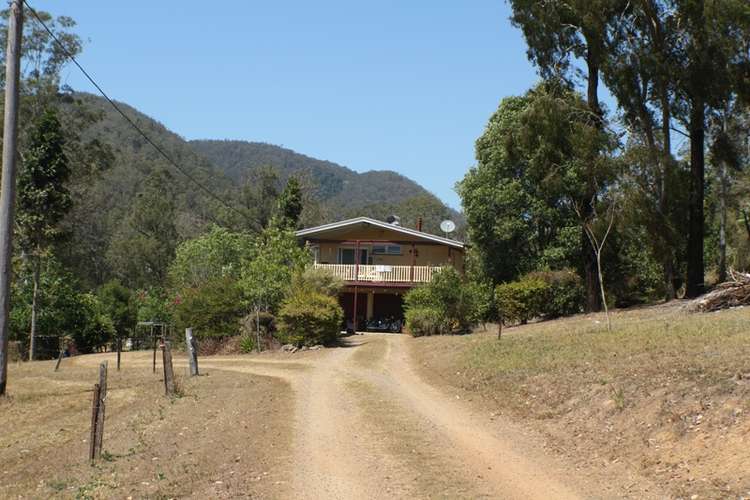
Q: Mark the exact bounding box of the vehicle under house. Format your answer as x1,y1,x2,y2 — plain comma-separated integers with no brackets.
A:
295,216,466,332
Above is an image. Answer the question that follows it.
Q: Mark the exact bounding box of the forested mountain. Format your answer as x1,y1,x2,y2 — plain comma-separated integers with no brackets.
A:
190,139,459,225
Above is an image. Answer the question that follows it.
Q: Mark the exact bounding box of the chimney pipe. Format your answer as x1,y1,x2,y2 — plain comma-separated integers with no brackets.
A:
416,217,423,232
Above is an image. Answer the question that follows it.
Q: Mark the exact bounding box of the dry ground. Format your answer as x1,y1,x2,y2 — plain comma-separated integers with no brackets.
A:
1,330,673,499
412,302,750,500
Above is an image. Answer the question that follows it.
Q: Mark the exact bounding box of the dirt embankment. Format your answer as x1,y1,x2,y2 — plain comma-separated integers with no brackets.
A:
410,303,750,500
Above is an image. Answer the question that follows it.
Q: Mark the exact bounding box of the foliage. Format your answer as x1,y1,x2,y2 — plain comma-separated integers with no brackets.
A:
135,287,174,324
10,260,113,356
173,276,245,339
403,267,480,336
240,227,310,314
274,177,303,229
97,280,135,338
107,169,178,288
277,289,343,347
169,225,254,289
292,266,344,297
17,109,72,257
458,82,616,288
524,269,584,318
495,277,549,326
239,335,256,353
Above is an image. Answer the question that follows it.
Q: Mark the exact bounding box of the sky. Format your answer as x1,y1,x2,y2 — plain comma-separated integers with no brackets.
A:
31,1,543,209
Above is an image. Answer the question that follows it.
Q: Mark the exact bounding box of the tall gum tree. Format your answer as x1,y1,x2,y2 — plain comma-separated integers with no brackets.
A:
510,0,628,310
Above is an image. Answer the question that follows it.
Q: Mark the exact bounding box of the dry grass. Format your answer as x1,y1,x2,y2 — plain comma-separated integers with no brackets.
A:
0,351,293,499
412,302,750,499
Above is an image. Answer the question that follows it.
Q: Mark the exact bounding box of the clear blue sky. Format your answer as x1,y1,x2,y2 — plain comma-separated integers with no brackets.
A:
32,0,543,209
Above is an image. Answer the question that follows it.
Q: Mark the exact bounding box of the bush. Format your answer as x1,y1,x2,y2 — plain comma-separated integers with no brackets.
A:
403,267,480,336
277,289,343,347
239,335,256,353
495,277,548,325
524,269,584,318
293,266,343,297
173,276,245,339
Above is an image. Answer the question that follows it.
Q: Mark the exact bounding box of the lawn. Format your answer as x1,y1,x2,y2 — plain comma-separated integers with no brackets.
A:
411,302,750,499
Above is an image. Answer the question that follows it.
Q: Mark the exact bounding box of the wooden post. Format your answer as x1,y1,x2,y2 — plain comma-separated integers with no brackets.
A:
116,337,121,371
54,349,63,372
89,383,100,461
161,339,175,396
95,361,108,456
0,0,23,396
185,327,198,376
151,326,157,374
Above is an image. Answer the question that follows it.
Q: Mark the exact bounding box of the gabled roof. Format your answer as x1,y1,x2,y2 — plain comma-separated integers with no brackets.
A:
295,216,465,249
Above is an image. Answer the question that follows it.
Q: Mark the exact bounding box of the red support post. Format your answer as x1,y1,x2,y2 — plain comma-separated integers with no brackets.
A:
410,243,416,282
352,285,359,332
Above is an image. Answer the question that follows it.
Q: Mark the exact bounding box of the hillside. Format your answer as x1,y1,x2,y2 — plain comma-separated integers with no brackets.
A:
190,139,461,228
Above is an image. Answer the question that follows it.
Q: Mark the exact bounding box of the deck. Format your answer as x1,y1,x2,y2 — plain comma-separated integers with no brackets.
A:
313,263,440,284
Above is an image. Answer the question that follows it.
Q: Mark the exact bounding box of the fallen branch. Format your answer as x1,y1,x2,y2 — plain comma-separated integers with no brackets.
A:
687,271,750,312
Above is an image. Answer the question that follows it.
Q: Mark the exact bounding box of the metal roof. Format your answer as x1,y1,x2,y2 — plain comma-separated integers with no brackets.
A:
295,216,465,249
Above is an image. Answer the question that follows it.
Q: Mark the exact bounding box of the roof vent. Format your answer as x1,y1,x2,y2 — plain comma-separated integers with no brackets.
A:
386,215,401,226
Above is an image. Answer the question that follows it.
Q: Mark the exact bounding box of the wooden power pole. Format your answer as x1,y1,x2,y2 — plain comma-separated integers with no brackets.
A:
0,0,23,396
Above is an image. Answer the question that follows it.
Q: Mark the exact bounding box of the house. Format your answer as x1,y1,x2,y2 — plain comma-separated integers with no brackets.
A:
295,216,466,331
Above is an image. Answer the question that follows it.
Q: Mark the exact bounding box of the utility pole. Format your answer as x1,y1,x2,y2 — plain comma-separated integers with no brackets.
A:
0,0,23,395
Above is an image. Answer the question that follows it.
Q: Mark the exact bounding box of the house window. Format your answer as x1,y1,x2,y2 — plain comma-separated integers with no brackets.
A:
338,248,370,264
373,244,401,255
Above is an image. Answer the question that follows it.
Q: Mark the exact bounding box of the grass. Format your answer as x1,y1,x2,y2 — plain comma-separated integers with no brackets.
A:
411,302,750,498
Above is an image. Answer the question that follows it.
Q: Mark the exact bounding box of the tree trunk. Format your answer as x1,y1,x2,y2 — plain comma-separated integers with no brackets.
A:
582,51,603,312
28,259,40,361
659,89,677,300
718,160,728,283
596,252,611,333
686,101,705,298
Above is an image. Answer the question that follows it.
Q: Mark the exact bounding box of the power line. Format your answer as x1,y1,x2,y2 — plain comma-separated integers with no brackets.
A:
22,0,250,221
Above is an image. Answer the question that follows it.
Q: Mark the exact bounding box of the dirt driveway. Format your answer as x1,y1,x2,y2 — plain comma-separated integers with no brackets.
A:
1,333,664,499
196,333,663,499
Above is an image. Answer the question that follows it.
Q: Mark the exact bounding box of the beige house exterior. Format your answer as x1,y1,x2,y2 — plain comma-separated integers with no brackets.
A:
295,217,465,331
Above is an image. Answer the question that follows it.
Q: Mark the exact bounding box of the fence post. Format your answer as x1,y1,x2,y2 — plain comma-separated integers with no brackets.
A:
116,337,121,371
54,348,63,372
89,383,100,461
162,339,175,396
95,361,108,456
151,327,157,374
185,327,198,376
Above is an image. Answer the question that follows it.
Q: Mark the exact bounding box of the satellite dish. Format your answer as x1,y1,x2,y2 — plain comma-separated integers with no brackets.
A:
440,220,456,236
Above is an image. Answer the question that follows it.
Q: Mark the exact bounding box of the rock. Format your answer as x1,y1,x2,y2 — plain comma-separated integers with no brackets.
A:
281,344,295,352
300,346,309,351
310,345,323,350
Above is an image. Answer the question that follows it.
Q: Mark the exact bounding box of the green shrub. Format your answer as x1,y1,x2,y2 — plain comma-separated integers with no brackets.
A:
277,289,343,347
239,335,256,353
173,276,245,339
403,267,480,336
495,277,548,325
404,306,444,337
293,266,343,297
524,269,584,318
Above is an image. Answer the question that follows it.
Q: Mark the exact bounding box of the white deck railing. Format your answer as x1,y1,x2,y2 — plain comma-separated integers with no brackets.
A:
313,263,440,283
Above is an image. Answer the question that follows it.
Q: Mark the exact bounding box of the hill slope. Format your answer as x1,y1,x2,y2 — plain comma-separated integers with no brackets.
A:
189,139,458,225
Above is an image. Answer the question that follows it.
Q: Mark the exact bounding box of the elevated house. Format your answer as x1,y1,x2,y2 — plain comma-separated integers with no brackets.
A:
295,216,466,331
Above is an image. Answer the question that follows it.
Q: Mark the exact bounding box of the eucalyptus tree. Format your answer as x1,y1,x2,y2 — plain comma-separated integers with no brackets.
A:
509,0,628,310
16,110,72,360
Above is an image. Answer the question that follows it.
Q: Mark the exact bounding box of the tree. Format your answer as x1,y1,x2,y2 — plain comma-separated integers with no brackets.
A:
168,225,254,290
509,0,627,310
240,227,309,350
98,280,135,341
458,83,616,288
16,110,72,360
107,169,178,288
274,177,303,229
